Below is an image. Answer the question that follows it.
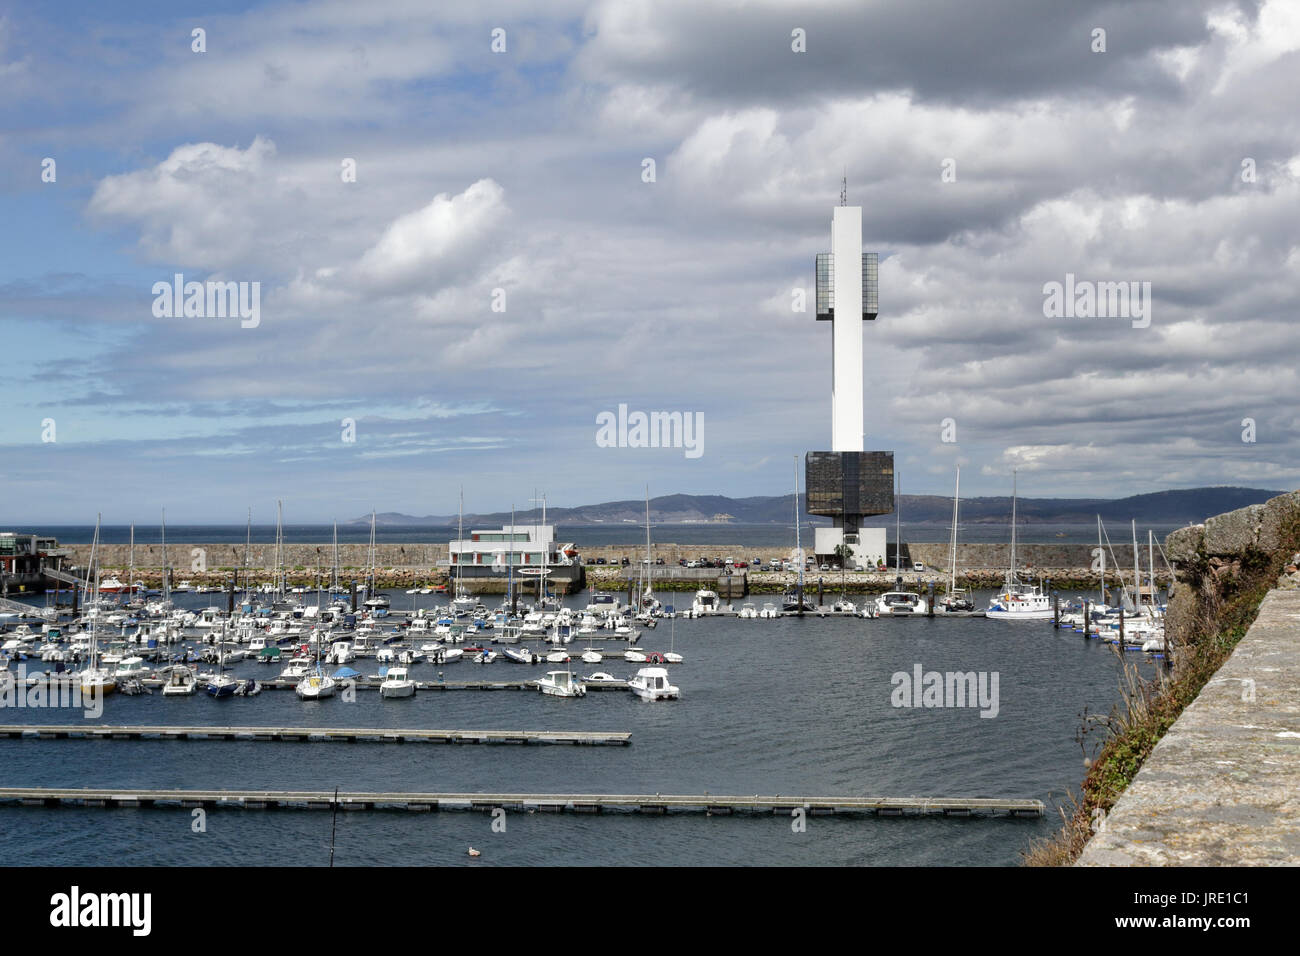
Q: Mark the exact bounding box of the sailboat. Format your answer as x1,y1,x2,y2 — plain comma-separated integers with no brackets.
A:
662,613,683,664
78,516,117,698
782,459,815,613
936,465,975,613
363,511,390,609
451,490,476,614
874,471,929,616
296,634,337,700
985,471,1053,621
206,622,240,698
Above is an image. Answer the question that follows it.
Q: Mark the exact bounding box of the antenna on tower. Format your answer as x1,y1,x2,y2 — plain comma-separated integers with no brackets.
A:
840,170,847,206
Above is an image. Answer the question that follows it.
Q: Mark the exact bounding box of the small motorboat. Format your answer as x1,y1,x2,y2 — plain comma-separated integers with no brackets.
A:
546,650,571,664
473,649,498,664
536,670,586,698
502,647,535,665
581,649,602,664
628,666,679,701
160,666,196,697
623,649,648,663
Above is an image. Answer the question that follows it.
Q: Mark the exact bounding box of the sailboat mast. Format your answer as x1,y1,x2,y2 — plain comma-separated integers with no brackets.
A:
508,504,515,611
645,486,653,605
161,508,169,603
244,507,252,597
1148,529,1156,617
1010,471,1018,585
949,466,960,594
1132,519,1140,614
793,458,803,598
1097,515,1106,605
128,522,135,600
895,471,901,575
332,521,339,593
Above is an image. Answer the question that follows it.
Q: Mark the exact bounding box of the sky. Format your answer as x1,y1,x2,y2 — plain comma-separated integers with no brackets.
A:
1,0,1297,523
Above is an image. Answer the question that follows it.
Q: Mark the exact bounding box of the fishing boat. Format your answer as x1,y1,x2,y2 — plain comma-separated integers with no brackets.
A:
628,666,679,701
379,666,415,699
536,670,585,698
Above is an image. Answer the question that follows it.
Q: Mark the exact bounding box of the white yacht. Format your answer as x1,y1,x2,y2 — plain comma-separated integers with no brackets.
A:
737,603,758,619
690,589,720,615
628,666,679,701
874,591,928,616
984,472,1053,622
379,666,415,698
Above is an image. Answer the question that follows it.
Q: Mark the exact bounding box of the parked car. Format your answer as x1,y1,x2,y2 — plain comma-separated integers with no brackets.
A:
913,562,925,572
819,564,830,571
655,557,665,565
595,557,606,565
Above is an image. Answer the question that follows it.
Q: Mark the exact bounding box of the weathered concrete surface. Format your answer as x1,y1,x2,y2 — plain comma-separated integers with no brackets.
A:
1077,589,1300,866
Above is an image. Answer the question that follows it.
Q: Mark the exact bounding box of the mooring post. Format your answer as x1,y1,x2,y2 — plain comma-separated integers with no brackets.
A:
1083,600,1090,637
1053,594,1059,629
817,577,823,606
350,580,357,613
927,580,934,617
227,580,235,615
1118,606,1125,645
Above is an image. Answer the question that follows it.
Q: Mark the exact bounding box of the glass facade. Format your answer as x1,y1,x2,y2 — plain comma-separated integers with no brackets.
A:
862,252,878,319
816,252,878,320
815,253,834,320
805,451,895,519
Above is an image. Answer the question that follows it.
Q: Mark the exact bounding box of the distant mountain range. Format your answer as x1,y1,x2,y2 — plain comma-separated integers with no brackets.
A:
349,487,1286,528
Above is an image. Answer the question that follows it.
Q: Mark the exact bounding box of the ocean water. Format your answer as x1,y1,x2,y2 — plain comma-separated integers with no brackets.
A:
0,589,1152,866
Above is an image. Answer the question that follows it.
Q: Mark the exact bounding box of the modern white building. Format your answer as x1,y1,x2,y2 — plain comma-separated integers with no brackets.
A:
447,524,575,573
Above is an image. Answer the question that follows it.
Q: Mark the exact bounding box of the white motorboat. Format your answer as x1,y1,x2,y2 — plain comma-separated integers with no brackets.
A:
758,602,780,619
472,649,498,664
628,666,679,701
737,603,758,619
581,671,622,686
581,649,602,664
379,666,416,698
536,670,586,698
623,649,648,663
502,647,535,664
161,666,196,696
546,650,571,663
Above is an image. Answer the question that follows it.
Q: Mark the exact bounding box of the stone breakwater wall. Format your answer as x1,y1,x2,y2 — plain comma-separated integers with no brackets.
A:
1076,488,1300,866
1161,489,1300,677
73,541,1143,570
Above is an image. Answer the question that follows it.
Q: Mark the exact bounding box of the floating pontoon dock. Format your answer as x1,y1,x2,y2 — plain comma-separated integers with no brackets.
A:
0,787,1044,817
0,724,630,746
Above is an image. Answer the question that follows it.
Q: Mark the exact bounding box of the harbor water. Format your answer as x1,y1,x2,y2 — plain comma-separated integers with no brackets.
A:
0,589,1150,866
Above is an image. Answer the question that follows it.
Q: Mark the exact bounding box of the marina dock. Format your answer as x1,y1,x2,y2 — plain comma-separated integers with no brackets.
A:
0,786,1044,817
0,724,631,746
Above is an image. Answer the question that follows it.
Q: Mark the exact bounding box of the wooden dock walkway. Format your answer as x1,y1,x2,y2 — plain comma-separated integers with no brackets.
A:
0,724,631,746
0,787,1044,817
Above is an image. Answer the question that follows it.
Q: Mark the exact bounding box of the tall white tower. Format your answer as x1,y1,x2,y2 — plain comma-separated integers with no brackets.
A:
808,198,890,567
830,206,864,451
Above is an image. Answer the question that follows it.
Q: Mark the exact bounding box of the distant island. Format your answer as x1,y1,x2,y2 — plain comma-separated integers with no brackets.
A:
350,486,1287,528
